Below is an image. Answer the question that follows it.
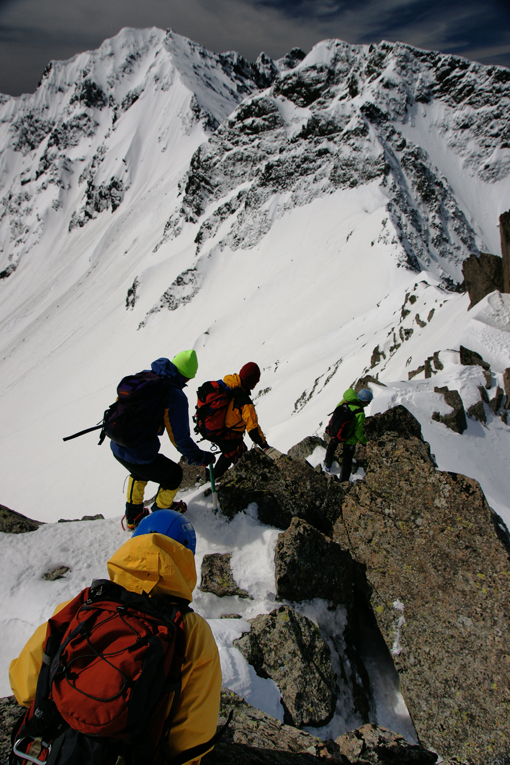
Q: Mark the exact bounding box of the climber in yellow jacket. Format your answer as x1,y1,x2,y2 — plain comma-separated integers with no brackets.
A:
9,510,222,765
213,362,269,479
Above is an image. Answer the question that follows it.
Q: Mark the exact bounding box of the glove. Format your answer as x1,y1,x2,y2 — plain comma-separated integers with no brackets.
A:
200,451,216,466
264,445,283,460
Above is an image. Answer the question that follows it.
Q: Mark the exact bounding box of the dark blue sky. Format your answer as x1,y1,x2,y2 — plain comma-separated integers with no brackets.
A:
1,0,509,96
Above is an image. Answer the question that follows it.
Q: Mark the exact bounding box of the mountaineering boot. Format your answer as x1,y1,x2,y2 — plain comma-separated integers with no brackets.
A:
124,502,149,531
150,500,187,514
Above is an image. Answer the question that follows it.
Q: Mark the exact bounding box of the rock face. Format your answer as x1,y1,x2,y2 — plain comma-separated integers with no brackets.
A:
216,407,510,761
335,724,437,765
233,606,338,727
462,252,504,307
217,448,350,534
274,518,355,609
331,413,510,761
201,689,438,765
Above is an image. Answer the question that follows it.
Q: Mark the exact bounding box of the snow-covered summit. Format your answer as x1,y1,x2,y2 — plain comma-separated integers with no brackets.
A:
161,36,510,297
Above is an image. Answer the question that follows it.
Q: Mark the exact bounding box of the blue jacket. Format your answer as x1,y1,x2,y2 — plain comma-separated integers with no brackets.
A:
110,358,205,465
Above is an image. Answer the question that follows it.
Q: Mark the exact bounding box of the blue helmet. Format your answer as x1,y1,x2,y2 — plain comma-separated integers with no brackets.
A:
357,388,374,404
132,509,196,554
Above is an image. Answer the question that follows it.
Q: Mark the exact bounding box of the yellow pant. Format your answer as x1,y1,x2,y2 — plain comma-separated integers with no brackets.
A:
127,476,178,509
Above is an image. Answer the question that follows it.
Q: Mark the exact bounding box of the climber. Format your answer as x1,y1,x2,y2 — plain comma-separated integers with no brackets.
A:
112,351,215,529
203,362,270,480
323,387,373,481
9,508,222,765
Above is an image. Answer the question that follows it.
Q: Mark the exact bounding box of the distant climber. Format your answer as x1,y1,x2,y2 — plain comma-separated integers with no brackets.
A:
111,351,215,529
323,387,373,481
9,508,222,764
195,362,270,480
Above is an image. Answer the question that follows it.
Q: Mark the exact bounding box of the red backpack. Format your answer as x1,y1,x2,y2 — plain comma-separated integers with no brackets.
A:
11,579,190,765
193,380,235,442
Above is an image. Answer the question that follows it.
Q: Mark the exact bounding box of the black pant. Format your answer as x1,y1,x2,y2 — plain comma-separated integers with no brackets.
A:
114,453,182,490
211,438,247,480
324,440,355,481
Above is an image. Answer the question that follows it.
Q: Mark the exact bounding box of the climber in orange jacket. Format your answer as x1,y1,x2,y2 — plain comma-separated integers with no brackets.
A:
212,362,269,479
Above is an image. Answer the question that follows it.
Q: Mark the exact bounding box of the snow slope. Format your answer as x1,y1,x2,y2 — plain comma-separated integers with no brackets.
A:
0,27,509,745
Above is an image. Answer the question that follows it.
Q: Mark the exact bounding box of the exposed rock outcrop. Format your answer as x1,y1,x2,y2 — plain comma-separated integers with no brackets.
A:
432,385,467,433
462,252,504,308
200,553,251,599
218,448,350,534
233,606,338,728
0,504,41,533
201,689,437,764
332,416,510,760
217,406,510,761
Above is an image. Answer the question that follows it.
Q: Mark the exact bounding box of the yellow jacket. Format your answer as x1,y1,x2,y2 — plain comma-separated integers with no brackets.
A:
9,534,222,765
223,374,266,446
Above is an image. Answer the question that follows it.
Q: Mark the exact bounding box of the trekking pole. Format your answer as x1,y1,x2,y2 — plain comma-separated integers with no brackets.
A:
208,464,220,515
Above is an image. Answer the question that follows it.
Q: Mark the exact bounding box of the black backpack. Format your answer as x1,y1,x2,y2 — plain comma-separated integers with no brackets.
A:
63,371,171,447
325,403,362,441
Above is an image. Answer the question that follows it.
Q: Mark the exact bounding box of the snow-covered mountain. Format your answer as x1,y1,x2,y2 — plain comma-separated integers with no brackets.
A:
1,27,510,758
0,26,509,531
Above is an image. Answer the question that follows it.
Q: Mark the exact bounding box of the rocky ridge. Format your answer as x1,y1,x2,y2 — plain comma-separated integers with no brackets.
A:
154,39,510,321
204,406,510,763
1,405,510,764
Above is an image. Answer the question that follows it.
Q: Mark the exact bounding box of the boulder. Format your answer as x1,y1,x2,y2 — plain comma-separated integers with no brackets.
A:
0,696,24,764
42,566,70,581
331,413,510,761
362,405,423,442
504,367,510,408
274,518,355,609
459,345,491,387
233,606,338,728
287,436,326,463
217,449,350,535
200,553,251,599
274,518,373,724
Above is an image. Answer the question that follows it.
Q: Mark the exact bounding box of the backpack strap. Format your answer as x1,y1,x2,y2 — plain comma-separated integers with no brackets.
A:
162,709,234,765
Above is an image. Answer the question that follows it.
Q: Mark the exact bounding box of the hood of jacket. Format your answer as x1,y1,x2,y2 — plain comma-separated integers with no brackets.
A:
224,373,242,390
107,533,197,602
343,388,363,407
151,358,186,388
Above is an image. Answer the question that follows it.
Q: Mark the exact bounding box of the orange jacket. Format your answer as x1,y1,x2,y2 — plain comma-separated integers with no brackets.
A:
223,374,266,446
9,534,221,765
